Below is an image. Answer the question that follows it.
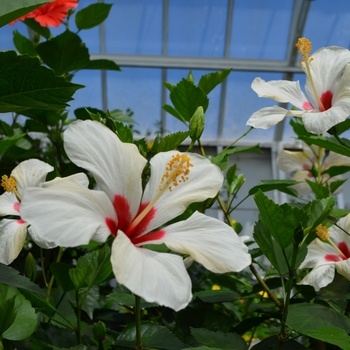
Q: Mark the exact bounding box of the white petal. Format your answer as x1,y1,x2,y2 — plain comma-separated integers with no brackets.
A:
21,179,115,247
43,173,90,189
28,226,56,249
246,106,293,129
251,77,310,109
324,151,350,168
0,192,19,216
0,219,28,265
111,231,192,311
291,171,313,196
328,214,350,249
277,150,311,173
11,159,53,194
150,212,251,273
335,259,350,281
299,238,336,269
302,103,350,134
64,120,147,218
299,263,335,291
305,46,350,101
141,151,223,232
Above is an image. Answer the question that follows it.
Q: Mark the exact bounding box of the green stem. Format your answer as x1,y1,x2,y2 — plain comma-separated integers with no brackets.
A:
75,291,82,345
249,264,283,310
135,295,143,350
222,127,253,151
46,247,64,299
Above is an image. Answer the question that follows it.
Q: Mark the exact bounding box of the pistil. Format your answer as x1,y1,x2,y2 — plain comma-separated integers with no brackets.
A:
127,153,193,233
1,175,22,201
296,37,326,112
316,224,347,260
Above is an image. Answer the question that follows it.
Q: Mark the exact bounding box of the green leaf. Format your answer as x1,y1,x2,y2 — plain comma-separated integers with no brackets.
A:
116,321,186,349
299,135,350,157
163,104,186,123
36,30,90,75
109,109,135,123
304,327,350,350
0,263,44,295
0,51,83,113
154,131,189,153
0,296,17,337
23,18,51,39
0,134,26,155
254,191,308,248
323,165,350,177
115,121,134,143
75,3,113,30
210,145,261,171
330,178,347,193
248,180,299,197
82,59,121,71
286,303,350,334
74,246,113,288
169,78,209,122
191,328,248,350
198,69,232,95
0,0,50,28
305,179,329,198
226,165,245,195
13,30,37,57
69,265,93,290
0,284,38,341
107,291,158,308
50,262,75,292
251,335,307,349
305,196,335,231
193,290,239,303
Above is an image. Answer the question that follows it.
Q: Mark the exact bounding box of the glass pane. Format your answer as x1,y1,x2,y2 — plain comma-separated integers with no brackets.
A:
107,67,162,137
167,0,228,57
303,0,350,49
165,69,221,139
230,0,293,59
223,71,284,142
105,0,162,55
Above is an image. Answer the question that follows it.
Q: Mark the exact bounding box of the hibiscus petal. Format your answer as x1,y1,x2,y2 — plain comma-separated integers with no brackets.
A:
111,231,192,311
277,150,311,173
305,46,350,101
299,238,336,270
324,151,350,168
21,178,115,247
0,192,19,216
327,215,350,252
11,159,53,194
0,219,28,265
64,120,147,218
299,263,335,291
335,259,350,281
141,151,223,232
251,78,310,109
149,212,251,273
246,106,294,129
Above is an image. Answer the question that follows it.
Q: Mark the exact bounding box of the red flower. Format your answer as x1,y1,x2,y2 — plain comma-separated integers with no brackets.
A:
10,0,78,27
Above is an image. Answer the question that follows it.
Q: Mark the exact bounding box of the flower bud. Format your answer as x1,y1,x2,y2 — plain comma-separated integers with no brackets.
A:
93,320,106,342
189,106,205,141
24,252,37,282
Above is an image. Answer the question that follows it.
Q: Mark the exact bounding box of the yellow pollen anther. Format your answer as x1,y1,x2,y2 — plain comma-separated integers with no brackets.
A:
316,224,329,241
158,154,193,192
296,37,312,63
1,175,17,193
1,175,22,201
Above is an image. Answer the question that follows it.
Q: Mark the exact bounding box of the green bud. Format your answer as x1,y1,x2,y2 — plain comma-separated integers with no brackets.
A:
24,252,37,282
93,320,106,342
189,106,205,141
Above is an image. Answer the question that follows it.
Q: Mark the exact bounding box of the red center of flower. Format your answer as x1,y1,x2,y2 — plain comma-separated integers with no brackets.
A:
319,90,333,111
325,241,350,261
13,201,20,213
104,195,165,245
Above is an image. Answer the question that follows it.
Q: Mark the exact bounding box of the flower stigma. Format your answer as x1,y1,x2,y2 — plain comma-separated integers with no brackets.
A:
1,175,22,201
296,37,326,112
127,153,194,232
316,224,347,260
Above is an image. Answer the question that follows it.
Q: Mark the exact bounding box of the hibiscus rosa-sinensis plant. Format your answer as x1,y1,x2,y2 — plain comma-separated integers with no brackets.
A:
2,1,350,348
